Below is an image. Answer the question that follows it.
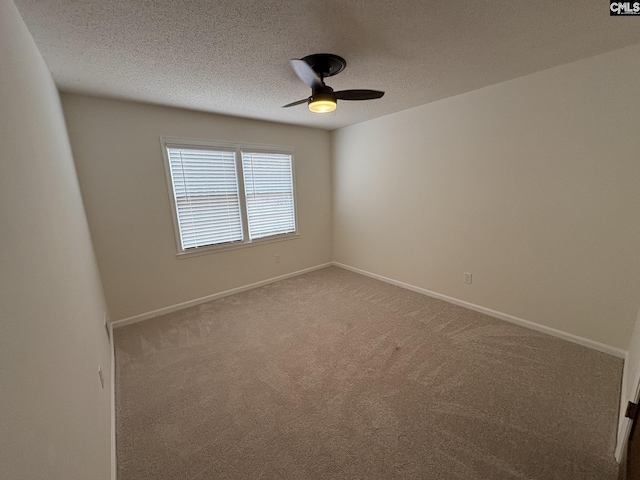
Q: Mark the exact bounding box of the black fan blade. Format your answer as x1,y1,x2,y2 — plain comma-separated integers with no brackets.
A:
282,97,309,108
290,59,322,89
334,89,385,100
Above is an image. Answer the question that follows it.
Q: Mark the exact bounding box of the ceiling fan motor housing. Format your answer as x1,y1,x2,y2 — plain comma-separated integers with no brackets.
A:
311,85,336,103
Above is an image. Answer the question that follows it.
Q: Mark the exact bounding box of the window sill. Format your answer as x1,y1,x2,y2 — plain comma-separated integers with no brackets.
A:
176,233,300,259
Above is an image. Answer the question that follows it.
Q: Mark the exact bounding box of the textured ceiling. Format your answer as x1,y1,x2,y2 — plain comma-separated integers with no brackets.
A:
14,0,640,130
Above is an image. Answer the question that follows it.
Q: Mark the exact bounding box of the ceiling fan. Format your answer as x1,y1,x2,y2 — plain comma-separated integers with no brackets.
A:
283,53,385,113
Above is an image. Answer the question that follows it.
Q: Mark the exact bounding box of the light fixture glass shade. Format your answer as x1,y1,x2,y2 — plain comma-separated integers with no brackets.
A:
308,99,336,113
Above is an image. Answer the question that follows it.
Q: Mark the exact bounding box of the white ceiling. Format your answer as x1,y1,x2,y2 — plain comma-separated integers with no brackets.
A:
14,0,640,130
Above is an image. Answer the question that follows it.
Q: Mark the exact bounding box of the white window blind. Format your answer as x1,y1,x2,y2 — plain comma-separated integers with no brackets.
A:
166,147,243,250
241,151,296,240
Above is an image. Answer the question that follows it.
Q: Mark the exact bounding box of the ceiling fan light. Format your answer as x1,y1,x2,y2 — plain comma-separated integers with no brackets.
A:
308,99,336,113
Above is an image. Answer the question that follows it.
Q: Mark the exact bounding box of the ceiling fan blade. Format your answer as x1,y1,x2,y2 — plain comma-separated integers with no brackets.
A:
334,89,385,100
290,59,322,89
282,98,309,108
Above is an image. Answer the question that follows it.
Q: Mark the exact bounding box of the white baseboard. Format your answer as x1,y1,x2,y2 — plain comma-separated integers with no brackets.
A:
615,356,630,462
111,260,626,358
616,424,630,464
109,320,117,480
110,263,333,329
332,262,626,359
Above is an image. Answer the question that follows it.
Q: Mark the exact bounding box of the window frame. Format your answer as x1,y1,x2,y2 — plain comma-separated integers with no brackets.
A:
160,136,299,258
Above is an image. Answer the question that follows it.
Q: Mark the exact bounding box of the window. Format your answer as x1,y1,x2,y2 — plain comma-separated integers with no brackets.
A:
161,137,297,256
241,151,296,240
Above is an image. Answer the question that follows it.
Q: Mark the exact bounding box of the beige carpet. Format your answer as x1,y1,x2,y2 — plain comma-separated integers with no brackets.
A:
115,266,622,479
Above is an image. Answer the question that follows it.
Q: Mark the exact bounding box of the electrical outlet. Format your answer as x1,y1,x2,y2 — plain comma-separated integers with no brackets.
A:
464,272,473,284
98,365,105,389
275,254,280,264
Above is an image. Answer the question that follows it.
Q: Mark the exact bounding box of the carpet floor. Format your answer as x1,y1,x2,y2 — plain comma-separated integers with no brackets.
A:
115,266,622,479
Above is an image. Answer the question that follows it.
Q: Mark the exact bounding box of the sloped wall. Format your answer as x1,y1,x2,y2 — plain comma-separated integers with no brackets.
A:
0,1,112,478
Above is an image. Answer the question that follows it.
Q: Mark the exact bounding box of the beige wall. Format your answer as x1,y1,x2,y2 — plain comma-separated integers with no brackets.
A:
62,95,332,321
0,1,112,479
332,44,640,351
